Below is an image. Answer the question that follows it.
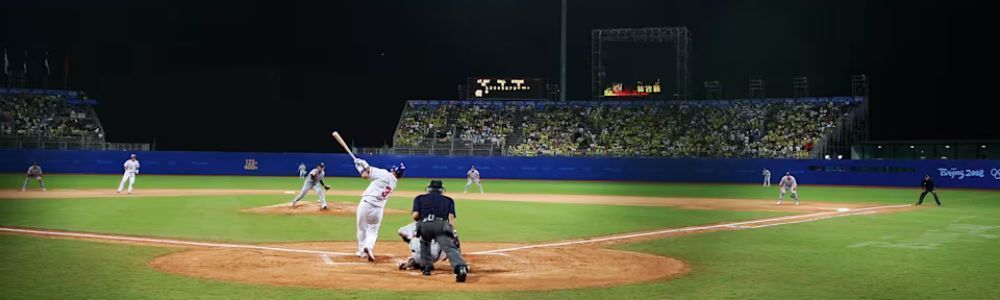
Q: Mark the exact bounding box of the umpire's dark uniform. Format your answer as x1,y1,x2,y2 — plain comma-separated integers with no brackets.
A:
412,180,469,282
916,175,941,206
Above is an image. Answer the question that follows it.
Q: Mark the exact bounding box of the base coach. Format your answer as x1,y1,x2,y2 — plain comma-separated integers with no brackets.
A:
412,180,469,282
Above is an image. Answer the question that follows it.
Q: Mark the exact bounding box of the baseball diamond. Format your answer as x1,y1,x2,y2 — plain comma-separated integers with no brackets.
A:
3,1,999,299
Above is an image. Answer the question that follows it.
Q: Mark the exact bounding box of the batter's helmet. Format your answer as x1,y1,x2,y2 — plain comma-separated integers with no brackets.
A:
390,163,406,177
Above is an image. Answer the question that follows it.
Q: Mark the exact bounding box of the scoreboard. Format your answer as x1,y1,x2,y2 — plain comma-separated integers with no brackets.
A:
467,77,548,100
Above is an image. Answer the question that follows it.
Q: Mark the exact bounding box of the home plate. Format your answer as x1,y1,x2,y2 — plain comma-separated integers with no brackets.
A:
837,208,850,212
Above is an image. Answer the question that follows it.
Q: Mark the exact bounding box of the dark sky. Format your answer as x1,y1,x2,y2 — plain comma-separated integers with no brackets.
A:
3,0,995,152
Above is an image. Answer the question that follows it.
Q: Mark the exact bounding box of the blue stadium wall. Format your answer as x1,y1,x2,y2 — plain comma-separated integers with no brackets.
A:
2,149,999,189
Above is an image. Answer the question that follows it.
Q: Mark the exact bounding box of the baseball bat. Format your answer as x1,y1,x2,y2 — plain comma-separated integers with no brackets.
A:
331,131,357,160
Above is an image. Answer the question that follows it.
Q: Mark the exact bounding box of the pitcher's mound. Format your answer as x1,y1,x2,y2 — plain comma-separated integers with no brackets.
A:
242,202,407,216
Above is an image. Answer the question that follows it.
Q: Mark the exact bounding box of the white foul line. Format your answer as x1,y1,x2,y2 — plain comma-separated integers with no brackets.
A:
469,204,911,255
0,227,354,256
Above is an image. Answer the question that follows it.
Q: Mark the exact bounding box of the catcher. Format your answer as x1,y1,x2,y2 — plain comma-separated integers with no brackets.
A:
396,222,454,270
22,162,46,192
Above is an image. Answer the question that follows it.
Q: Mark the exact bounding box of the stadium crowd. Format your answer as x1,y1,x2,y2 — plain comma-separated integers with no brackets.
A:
0,93,102,139
394,99,858,158
394,102,517,148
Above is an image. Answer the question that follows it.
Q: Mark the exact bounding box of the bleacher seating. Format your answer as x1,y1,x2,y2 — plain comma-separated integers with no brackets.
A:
391,97,862,159
0,89,103,139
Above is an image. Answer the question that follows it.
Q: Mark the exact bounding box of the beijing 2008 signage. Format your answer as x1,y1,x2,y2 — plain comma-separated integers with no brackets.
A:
938,167,1000,181
468,77,547,100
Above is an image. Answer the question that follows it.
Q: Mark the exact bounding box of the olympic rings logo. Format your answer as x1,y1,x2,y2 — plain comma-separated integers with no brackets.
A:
992,168,1000,180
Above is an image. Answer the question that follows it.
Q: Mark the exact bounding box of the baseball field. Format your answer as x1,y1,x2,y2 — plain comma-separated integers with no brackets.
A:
1,174,998,299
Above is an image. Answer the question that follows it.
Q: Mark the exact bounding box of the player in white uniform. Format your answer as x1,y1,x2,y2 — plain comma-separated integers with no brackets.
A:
777,172,799,205
464,165,483,194
396,222,446,270
22,162,46,191
290,163,330,210
297,163,307,179
117,154,140,194
762,168,771,187
352,158,405,262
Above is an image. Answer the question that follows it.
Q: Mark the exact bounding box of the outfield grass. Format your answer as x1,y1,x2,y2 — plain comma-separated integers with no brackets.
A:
1,173,965,203
0,194,782,243
1,174,998,299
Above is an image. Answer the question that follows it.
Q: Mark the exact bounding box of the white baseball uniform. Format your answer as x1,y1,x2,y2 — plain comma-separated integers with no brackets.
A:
291,167,326,207
23,165,46,191
762,169,771,187
398,222,445,263
298,163,307,179
777,174,799,205
356,166,397,256
464,168,483,193
117,159,140,193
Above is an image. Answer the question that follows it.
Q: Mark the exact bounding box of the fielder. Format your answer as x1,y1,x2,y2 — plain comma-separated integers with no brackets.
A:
762,168,771,187
117,154,140,194
777,172,799,205
22,162,46,191
290,163,330,210
352,158,405,262
464,165,483,194
298,163,307,179
396,222,448,270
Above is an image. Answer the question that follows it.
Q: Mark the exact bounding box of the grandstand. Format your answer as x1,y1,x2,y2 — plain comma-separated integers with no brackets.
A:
0,89,149,150
386,97,867,159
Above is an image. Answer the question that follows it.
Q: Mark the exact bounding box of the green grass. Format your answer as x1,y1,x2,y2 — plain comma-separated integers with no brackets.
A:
2,173,998,299
1,173,966,203
0,193,782,243
3,192,999,299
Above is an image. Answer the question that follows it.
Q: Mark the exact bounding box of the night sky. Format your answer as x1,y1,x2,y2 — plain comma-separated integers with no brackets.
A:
3,0,995,152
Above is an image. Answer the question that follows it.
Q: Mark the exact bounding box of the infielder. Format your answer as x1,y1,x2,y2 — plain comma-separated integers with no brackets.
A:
396,222,448,271
777,172,799,205
290,163,330,210
297,163,307,179
762,168,771,187
117,154,140,194
352,158,405,262
22,162,46,191
464,165,483,194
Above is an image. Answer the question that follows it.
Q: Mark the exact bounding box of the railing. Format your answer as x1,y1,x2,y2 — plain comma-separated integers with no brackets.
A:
0,136,152,151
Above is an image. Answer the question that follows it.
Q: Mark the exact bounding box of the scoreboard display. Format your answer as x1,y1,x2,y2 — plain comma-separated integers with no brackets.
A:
467,77,548,100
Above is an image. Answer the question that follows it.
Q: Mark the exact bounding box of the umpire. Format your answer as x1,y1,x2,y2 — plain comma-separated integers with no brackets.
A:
412,180,469,282
916,174,942,206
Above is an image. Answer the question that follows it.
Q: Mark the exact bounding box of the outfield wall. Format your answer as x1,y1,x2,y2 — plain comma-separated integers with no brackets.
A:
2,149,999,189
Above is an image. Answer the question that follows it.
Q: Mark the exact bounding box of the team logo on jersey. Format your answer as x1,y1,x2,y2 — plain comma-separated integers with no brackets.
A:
244,159,258,171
